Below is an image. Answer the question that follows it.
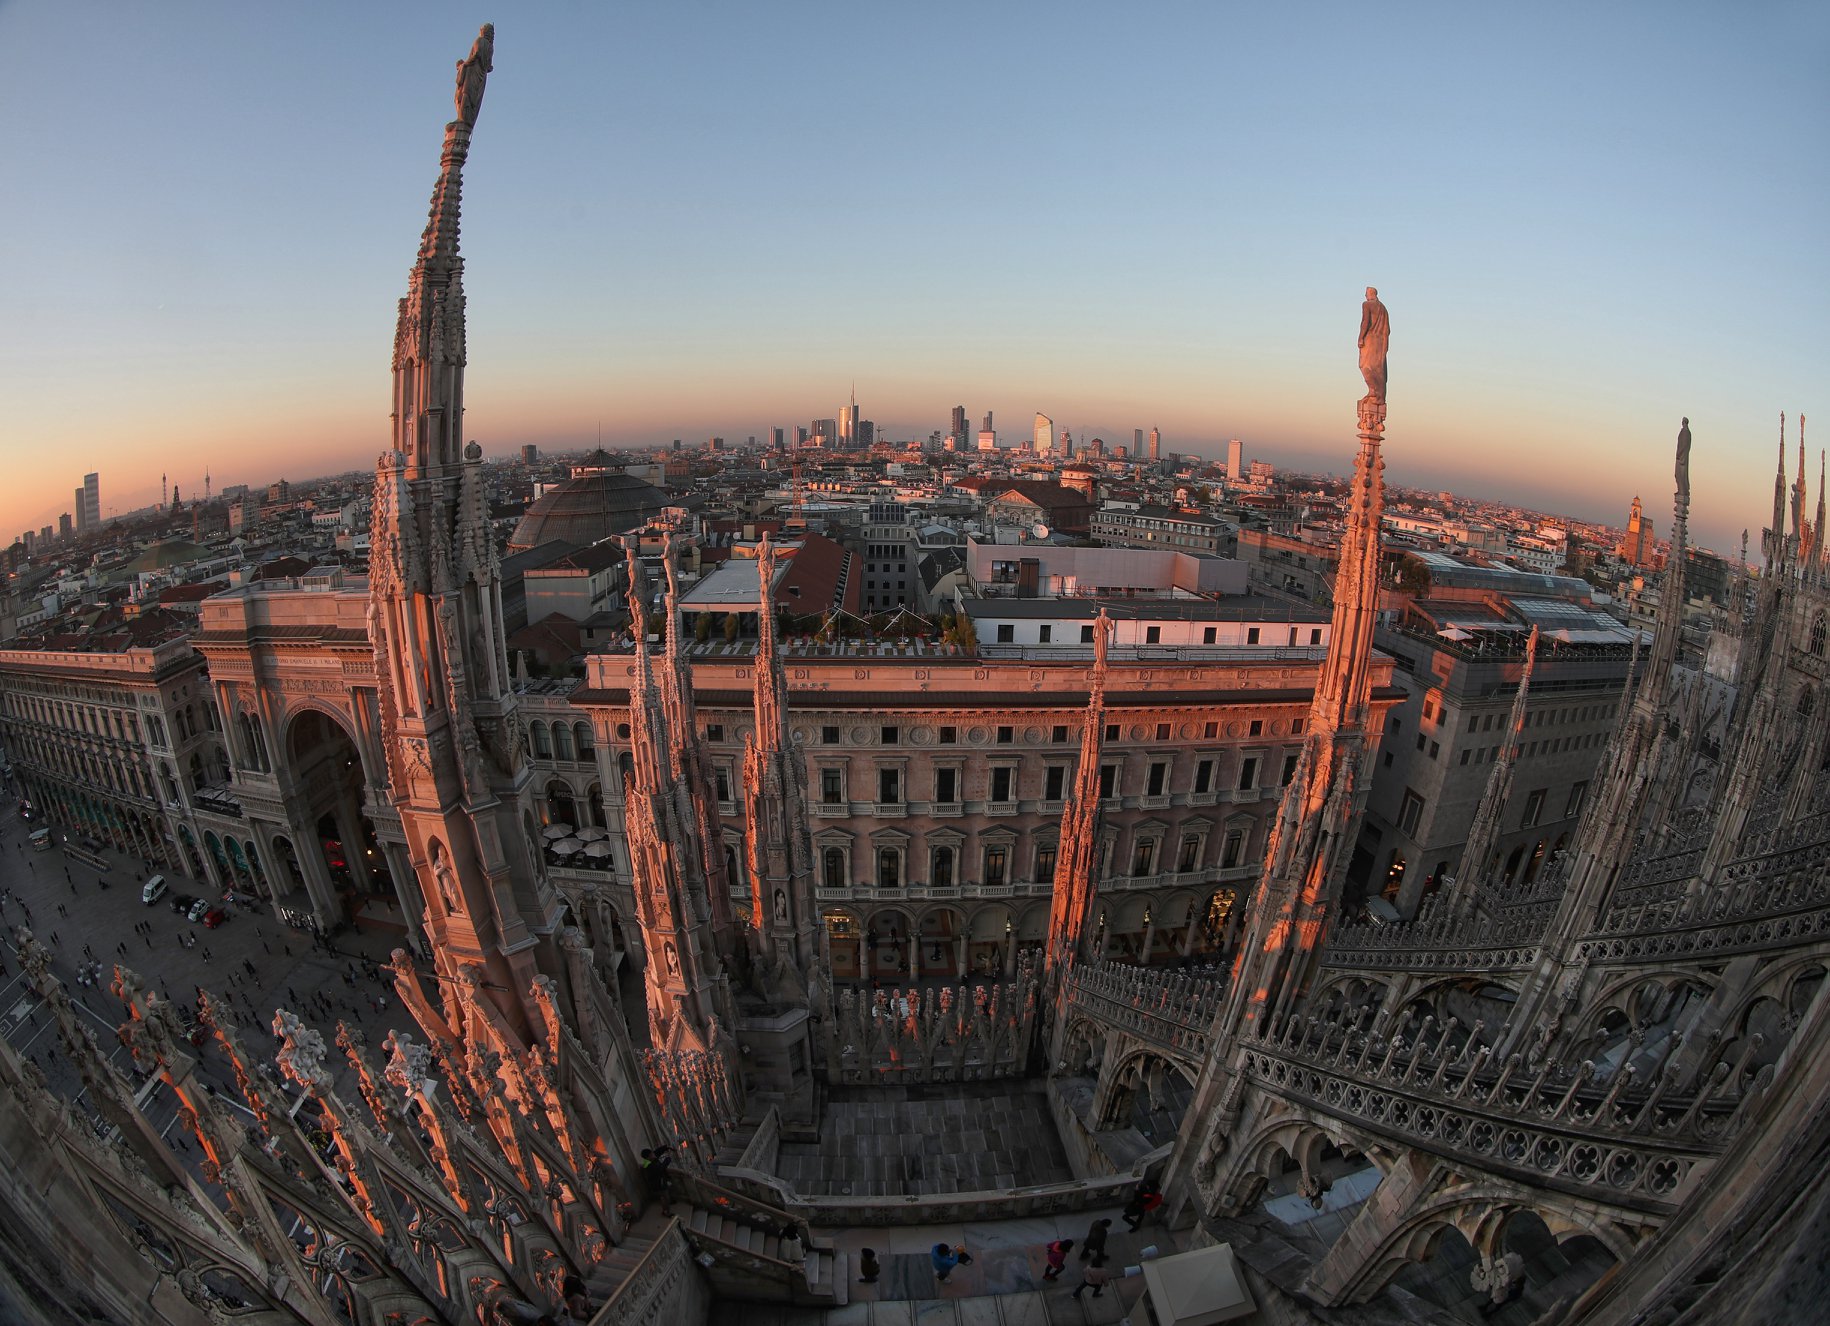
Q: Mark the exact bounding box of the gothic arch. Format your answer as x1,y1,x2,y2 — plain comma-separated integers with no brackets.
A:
1316,1180,1641,1305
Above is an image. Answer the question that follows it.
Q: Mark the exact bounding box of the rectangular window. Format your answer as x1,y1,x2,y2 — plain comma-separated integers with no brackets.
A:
991,767,1014,802
1222,829,1244,869
996,725,1013,744
1178,835,1201,873
1146,626,1161,644
1045,765,1066,800
1155,722,1171,741
1099,764,1118,798
1105,723,1119,741
1281,753,1300,785
1398,789,1425,836
1147,762,1167,795
706,723,724,742
822,725,840,744
1051,725,1068,743
1416,733,1426,751
1460,749,1472,766
878,768,900,804
821,768,843,804
996,624,1015,643
1194,759,1214,793
1291,718,1304,736
1429,740,1440,759
1249,719,1263,737
984,846,1008,887
1247,627,1261,644
1036,845,1058,880
1466,714,1478,733
715,767,732,802
1238,756,1259,790
1522,788,1546,828
1203,627,1217,644
1081,624,1095,643
1131,839,1156,877
880,725,898,745
1311,628,1323,644
939,725,957,744
1565,780,1588,818
1204,721,1219,739
1039,625,1052,643
935,768,958,803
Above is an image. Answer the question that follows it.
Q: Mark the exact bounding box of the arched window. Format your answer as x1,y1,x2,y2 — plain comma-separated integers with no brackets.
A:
531,722,552,759
931,846,954,888
822,847,846,888
546,780,576,827
585,783,605,829
877,847,901,889
574,722,594,756
553,723,575,761
1812,612,1827,657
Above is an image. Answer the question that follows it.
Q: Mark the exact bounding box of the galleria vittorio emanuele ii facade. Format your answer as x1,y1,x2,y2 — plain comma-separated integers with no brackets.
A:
0,27,1826,1326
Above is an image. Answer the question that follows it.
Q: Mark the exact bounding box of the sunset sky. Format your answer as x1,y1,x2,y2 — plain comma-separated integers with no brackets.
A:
2,3,1824,557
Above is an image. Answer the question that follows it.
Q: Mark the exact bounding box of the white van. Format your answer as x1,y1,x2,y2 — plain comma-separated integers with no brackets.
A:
141,875,168,905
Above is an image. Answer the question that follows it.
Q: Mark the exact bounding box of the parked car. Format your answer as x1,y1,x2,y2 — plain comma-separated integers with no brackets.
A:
202,907,229,930
141,875,168,905
169,893,198,916
187,899,211,924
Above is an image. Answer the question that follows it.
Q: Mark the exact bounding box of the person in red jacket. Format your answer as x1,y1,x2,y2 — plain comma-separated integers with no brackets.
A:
1042,1238,1075,1280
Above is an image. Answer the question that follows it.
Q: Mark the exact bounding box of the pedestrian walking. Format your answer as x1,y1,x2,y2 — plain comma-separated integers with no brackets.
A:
1069,1254,1113,1299
857,1248,881,1283
931,1242,958,1282
1042,1238,1073,1280
561,1272,591,1322
1122,1182,1162,1231
1079,1217,1111,1261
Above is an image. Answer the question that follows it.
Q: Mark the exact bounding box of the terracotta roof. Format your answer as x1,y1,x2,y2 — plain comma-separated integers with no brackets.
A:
776,533,858,615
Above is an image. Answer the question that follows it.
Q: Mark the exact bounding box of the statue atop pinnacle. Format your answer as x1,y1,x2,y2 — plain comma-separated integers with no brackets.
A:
454,24,494,127
1358,286,1389,402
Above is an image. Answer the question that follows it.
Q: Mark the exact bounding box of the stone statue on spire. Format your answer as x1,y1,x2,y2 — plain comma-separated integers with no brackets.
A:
454,24,494,127
1675,417,1691,497
1358,286,1390,403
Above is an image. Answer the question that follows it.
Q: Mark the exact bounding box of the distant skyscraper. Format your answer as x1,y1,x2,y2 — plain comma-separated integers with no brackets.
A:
73,486,87,532
771,427,785,449
1033,413,1053,453
839,404,856,446
1059,429,1073,457
521,443,538,464
83,472,99,527
1134,428,1144,453
1148,427,1160,462
951,405,967,444
1227,438,1243,480
58,512,72,539
811,418,837,447
1091,437,1106,457
978,411,998,451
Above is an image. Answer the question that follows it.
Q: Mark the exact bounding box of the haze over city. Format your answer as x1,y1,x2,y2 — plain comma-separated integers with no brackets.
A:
2,2,1824,554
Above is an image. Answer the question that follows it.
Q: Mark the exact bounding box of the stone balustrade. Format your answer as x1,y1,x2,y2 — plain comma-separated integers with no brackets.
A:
1062,959,1227,1065
589,1219,705,1326
1240,1006,1779,1214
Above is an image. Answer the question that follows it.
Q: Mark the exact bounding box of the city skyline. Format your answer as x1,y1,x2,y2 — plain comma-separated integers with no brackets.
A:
2,4,1824,556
